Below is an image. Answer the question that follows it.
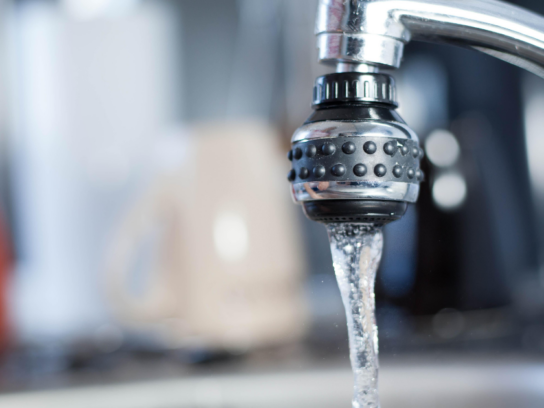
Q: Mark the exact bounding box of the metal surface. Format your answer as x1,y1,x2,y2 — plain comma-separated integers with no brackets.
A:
292,180,420,203
336,62,380,73
317,0,544,77
292,120,418,144
290,71,421,206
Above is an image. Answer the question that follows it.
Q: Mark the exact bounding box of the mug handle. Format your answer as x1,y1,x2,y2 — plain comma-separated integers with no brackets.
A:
103,176,185,324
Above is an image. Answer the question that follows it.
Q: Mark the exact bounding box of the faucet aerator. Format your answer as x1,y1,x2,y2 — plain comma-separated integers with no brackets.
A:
288,72,423,225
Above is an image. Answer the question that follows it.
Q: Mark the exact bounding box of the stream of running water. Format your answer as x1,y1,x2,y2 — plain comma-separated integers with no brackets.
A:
327,223,384,408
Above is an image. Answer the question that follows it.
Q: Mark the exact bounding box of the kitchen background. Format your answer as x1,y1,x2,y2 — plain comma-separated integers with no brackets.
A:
0,0,542,407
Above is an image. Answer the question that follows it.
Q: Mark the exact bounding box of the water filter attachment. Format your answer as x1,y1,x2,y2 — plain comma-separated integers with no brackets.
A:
288,72,424,224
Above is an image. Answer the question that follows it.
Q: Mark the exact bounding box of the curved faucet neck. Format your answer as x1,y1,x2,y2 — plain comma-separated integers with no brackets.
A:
317,0,544,78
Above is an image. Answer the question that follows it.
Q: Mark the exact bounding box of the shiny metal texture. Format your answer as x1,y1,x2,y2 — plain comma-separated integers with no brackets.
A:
336,63,380,73
292,120,418,144
292,180,420,203
318,32,405,69
290,117,421,204
316,0,544,77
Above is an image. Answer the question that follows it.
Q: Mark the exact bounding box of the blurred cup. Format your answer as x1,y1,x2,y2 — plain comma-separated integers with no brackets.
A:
105,121,308,352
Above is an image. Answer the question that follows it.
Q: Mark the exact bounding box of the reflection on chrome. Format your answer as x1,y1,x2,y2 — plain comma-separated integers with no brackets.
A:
292,180,420,203
291,120,419,144
317,0,544,77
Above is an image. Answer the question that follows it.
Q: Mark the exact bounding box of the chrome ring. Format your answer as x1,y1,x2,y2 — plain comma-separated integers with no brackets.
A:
291,180,420,203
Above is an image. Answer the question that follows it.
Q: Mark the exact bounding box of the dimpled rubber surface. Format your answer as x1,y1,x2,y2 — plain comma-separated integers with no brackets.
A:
289,136,424,184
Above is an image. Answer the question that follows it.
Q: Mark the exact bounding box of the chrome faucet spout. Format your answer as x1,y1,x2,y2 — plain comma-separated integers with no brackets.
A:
317,0,544,77
287,0,544,224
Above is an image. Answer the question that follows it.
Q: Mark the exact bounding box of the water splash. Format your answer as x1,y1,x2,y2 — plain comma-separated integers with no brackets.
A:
327,223,384,408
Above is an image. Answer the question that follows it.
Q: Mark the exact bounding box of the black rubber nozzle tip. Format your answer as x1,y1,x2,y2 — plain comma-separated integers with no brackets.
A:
302,200,408,225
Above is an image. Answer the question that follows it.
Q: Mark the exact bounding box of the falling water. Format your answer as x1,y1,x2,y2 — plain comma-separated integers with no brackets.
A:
327,223,384,408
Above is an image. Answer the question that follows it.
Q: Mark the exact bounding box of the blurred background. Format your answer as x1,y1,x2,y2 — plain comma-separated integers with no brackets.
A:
0,0,542,407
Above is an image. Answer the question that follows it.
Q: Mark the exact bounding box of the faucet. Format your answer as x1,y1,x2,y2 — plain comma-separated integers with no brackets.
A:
288,0,544,224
